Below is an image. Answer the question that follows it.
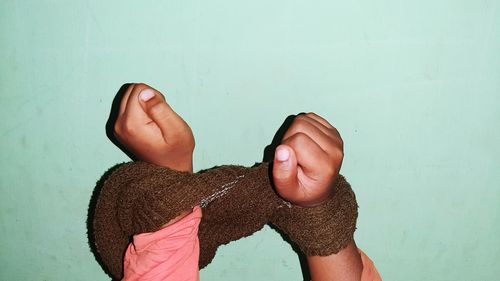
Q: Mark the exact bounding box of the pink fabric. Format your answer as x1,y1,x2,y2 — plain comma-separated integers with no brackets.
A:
123,207,381,281
122,207,202,281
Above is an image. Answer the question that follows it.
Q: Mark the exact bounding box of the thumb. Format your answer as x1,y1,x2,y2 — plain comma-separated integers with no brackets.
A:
273,145,299,199
138,88,185,140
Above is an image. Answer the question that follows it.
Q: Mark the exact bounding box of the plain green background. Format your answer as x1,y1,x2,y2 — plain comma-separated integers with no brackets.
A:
1,1,499,280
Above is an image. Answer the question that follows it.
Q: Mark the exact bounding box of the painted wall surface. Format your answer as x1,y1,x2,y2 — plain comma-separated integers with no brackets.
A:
1,1,499,280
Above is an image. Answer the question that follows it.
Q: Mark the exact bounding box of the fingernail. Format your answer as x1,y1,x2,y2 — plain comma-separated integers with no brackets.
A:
139,89,155,101
275,147,290,162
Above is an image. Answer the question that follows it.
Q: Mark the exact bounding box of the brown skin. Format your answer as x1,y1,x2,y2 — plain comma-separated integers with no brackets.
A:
114,83,194,225
114,83,363,280
114,83,194,172
272,113,363,280
272,113,345,207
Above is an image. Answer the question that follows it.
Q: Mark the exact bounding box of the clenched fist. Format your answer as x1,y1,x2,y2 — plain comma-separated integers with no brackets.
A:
113,83,194,172
272,113,344,207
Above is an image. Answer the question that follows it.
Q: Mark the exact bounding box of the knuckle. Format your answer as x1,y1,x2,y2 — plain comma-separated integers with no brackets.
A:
295,114,307,121
337,136,344,149
122,120,137,134
324,162,337,178
287,118,307,135
288,132,307,142
286,132,309,147
294,115,309,125
330,151,344,169
113,129,122,141
148,103,167,117
134,83,149,90
338,149,344,159
294,131,309,141
330,145,344,159
113,122,122,135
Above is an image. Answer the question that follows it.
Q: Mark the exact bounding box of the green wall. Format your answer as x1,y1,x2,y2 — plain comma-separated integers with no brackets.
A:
1,1,499,280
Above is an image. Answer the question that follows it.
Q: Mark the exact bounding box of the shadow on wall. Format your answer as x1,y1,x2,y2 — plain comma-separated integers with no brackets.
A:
86,85,311,280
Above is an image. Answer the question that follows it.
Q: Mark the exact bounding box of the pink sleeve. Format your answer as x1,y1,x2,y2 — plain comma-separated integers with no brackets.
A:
359,249,382,281
122,207,202,281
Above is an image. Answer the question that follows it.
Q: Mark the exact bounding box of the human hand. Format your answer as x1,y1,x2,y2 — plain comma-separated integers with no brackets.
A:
272,113,344,207
113,83,194,172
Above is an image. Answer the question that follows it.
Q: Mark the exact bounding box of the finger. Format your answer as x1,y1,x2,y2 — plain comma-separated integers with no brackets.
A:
118,84,135,116
123,84,157,123
305,113,343,140
283,116,339,155
272,144,299,198
293,115,337,139
304,112,333,129
301,115,343,149
138,88,188,143
283,132,332,180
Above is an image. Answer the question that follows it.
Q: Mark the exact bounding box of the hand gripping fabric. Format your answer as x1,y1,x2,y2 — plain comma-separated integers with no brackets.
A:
92,161,358,279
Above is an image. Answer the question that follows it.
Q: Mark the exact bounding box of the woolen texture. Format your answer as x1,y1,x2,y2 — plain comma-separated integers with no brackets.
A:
270,174,358,256
92,161,357,279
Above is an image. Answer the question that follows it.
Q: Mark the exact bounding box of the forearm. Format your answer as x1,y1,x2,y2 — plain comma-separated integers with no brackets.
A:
307,241,363,281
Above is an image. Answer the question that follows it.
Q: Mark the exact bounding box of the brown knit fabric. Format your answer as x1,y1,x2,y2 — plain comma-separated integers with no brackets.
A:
269,175,358,256
92,161,357,280
190,164,281,268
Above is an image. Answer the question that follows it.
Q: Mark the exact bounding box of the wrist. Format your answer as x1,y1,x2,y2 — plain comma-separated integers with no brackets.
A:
153,156,193,173
307,241,363,281
270,175,358,257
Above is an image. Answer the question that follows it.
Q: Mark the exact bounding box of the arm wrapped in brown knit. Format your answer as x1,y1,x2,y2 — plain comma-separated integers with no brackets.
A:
92,161,357,279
